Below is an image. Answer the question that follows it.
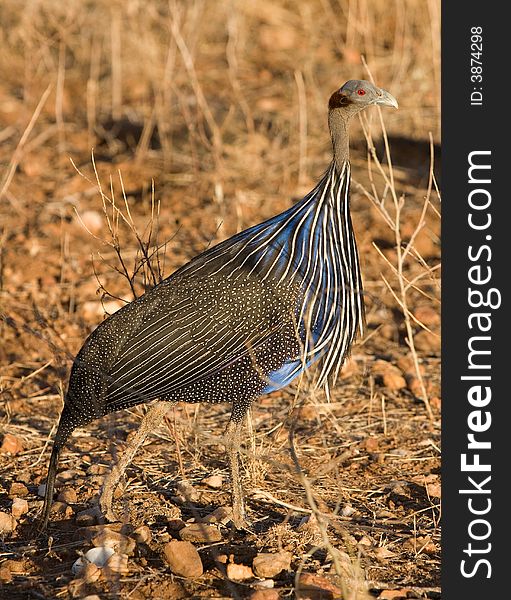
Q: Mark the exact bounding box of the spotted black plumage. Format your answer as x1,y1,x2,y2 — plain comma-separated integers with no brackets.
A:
40,79,398,530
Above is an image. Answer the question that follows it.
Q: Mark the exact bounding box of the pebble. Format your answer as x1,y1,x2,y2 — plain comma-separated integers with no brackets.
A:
80,563,101,584
253,579,275,589
252,551,291,578
179,523,222,543
11,497,29,518
103,552,130,576
72,546,115,575
0,511,17,533
68,579,88,598
372,360,407,391
57,469,85,482
414,305,440,327
0,433,24,455
0,559,24,582
9,482,28,497
75,524,122,541
413,330,440,354
374,547,396,561
250,590,280,600
50,501,74,518
175,480,200,502
378,590,412,600
297,573,343,600
340,504,356,517
201,506,233,525
163,540,203,578
79,210,103,234
0,566,12,583
92,529,136,556
58,487,78,504
382,372,407,391
75,506,102,526
201,474,223,489
226,562,254,581
132,525,152,544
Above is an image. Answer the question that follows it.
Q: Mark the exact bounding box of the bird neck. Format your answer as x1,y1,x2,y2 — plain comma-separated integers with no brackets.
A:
328,110,351,174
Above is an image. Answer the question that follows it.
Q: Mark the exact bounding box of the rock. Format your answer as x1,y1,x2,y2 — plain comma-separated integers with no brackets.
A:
374,547,396,561
79,210,103,234
0,511,16,533
297,404,316,420
132,525,152,544
250,589,280,600
11,497,29,518
213,553,228,564
50,501,74,518
339,356,360,379
80,562,101,584
252,551,291,578
378,589,412,599
8,482,28,497
382,372,407,391
253,579,275,589
0,560,25,582
201,506,233,525
75,506,102,526
92,529,136,556
1,559,24,574
296,573,343,599
75,523,122,541
175,480,200,502
58,487,78,504
413,330,440,354
430,396,441,411
364,437,379,452
327,547,364,586
166,518,187,533
201,474,223,489
0,433,24,455
179,523,222,543
163,540,203,578
103,553,130,576
72,546,115,574
396,356,424,377
226,562,254,581
372,360,407,390
57,469,85,482
414,305,440,327
340,504,356,517
425,481,441,499
68,578,88,598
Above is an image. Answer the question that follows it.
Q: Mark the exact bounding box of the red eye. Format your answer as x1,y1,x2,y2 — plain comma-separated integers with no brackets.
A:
357,89,366,96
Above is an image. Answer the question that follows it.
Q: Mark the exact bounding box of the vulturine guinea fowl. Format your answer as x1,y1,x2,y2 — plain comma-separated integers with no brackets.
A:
40,79,397,530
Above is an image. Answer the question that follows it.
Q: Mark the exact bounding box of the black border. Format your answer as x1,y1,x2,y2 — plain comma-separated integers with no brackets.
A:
442,3,506,596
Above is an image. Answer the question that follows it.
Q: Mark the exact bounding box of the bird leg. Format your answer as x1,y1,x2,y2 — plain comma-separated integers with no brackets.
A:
224,418,249,529
100,400,171,521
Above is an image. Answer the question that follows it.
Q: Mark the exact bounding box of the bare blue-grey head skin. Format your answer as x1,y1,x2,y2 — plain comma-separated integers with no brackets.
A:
328,79,398,171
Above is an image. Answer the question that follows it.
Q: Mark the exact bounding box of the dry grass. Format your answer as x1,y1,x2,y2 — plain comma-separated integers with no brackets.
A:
0,1,440,598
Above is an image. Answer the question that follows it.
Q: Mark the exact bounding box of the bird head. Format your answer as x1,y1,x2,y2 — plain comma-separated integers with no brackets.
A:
329,80,398,114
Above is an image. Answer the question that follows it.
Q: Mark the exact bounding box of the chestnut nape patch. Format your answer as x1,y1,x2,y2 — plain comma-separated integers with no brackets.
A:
328,90,352,109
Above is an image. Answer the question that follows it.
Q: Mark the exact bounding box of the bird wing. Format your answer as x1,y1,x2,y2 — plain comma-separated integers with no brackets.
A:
102,272,300,410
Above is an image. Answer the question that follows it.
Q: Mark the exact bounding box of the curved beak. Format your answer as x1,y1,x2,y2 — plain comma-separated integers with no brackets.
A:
375,88,398,109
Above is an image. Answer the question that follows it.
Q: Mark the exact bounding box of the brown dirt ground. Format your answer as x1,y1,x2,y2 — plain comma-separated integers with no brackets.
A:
0,1,440,598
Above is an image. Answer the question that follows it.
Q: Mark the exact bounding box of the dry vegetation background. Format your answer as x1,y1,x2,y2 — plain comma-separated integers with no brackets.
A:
0,0,441,598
